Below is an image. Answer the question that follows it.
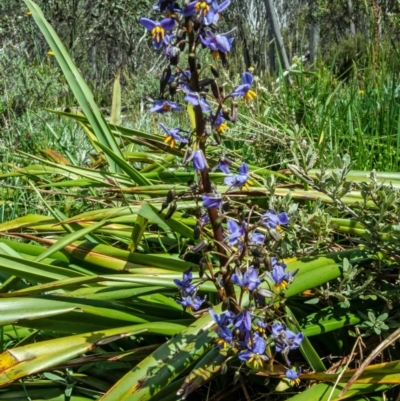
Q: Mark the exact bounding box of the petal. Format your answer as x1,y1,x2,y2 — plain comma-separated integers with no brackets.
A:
160,17,177,31
242,71,253,86
140,17,157,30
238,350,252,361
184,93,200,106
224,175,236,186
158,122,170,135
216,35,231,53
153,39,163,50
279,212,289,225
231,84,250,97
182,2,196,16
227,219,239,235
238,163,249,174
217,0,231,12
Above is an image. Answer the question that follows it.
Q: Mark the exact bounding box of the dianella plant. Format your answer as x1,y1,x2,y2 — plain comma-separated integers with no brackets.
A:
140,0,302,385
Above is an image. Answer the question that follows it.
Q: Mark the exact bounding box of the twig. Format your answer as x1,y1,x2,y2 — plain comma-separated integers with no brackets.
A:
239,374,251,401
338,328,400,398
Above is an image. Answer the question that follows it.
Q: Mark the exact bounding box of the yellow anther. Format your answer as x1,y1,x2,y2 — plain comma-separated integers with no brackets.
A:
151,26,165,42
216,123,228,134
195,1,210,14
164,136,176,148
244,90,257,102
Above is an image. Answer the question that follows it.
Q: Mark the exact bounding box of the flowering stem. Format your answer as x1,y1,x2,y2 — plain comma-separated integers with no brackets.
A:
186,16,236,303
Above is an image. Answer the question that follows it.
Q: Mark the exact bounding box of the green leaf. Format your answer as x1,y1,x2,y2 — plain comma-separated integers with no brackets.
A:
23,0,123,173
285,306,326,372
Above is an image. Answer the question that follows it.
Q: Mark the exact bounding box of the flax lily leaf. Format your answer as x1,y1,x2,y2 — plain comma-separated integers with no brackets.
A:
110,68,121,126
0,253,84,283
301,360,400,384
177,347,232,399
23,0,123,173
285,306,326,372
98,306,221,401
94,141,152,186
129,214,148,252
33,220,108,263
286,382,390,401
0,322,186,387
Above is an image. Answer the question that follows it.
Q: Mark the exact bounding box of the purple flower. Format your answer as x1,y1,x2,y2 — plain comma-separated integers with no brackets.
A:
212,0,231,23
190,149,208,171
231,72,256,101
173,270,195,295
159,122,187,148
226,219,246,247
267,257,293,291
262,210,289,230
177,295,203,311
209,309,235,327
224,163,252,190
212,113,229,134
140,17,177,50
255,320,267,334
286,368,301,385
231,266,261,291
211,155,232,173
250,232,265,245
271,322,304,356
202,194,222,209
234,309,253,332
200,29,234,56
150,99,182,113
182,86,211,113
238,333,268,368
163,34,180,60
182,1,217,25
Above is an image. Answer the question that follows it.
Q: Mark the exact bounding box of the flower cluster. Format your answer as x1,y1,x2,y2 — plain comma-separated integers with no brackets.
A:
210,309,304,370
141,0,303,386
174,269,204,311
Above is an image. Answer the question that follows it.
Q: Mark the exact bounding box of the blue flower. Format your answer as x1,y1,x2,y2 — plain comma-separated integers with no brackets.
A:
267,257,293,291
271,322,304,355
140,17,177,50
159,122,187,148
173,270,195,295
209,309,235,327
224,163,252,190
202,194,222,209
209,309,235,348
150,99,182,113
190,149,208,171
226,219,246,247
286,368,301,385
234,308,252,332
212,113,229,134
238,333,269,368
200,29,234,58
231,267,261,292
212,0,231,23
211,155,232,173
177,295,203,311
231,72,256,101
262,209,289,230
250,232,265,245
182,1,217,25
182,86,211,113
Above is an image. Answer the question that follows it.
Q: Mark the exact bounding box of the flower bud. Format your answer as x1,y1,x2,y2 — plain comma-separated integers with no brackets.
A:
211,80,220,100
160,66,171,96
210,65,219,78
193,224,201,240
198,256,206,278
165,202,177,220
191,240,208,253
169,79,178,96
167,188,176,204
